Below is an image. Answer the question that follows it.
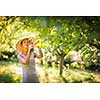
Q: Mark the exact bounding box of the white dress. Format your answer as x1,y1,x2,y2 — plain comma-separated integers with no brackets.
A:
19,52,39,83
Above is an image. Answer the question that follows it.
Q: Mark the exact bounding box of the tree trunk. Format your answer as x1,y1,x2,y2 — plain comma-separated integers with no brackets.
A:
40,59,43,65
59,55,64,75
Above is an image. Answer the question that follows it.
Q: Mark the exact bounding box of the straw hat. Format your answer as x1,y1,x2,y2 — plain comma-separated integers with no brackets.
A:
15,36,36,53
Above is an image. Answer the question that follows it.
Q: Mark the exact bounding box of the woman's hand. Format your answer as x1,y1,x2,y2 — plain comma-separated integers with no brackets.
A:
28,40,39,51
32,40,39,48
28,44,34,51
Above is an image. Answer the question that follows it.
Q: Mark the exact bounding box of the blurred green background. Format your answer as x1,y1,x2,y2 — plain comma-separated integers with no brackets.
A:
0,16,100,83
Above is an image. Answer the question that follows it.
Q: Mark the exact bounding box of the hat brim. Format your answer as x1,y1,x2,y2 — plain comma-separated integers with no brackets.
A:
15,37,29,53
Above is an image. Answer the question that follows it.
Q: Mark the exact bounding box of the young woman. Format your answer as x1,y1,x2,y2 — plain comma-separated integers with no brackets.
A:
15,37,43,83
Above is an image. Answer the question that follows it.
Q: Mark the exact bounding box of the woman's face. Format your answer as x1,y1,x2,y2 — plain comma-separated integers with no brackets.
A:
21,39,30,49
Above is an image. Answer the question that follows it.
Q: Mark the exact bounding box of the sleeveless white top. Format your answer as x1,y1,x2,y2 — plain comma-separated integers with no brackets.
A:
19,52,39,83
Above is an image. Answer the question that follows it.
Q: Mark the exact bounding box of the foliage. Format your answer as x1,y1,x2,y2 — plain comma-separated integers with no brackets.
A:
0,17,22,51
0,16,100,75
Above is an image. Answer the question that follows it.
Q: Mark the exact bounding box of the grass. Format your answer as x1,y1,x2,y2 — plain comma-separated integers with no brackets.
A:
0,60,21,83
37,66,100,83
0,60,100,83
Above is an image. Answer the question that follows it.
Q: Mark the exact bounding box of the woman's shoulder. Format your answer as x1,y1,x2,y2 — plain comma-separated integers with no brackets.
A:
18,53,25,59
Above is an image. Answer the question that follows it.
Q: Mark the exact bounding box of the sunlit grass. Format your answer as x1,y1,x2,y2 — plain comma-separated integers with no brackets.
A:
0,60,21,83
0,60,100,83
37,65,100,83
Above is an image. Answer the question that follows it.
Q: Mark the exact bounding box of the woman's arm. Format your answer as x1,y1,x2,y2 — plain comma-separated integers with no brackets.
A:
18,45,32,64
18,50,31,64
32,40,43,58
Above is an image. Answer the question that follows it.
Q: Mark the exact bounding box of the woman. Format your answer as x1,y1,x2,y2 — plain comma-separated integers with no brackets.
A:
15,37,43,83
